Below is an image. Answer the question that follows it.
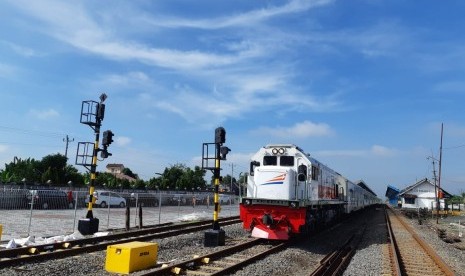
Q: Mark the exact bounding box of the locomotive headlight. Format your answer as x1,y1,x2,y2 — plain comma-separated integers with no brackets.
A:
278,148,285,154
289,201,299,208
272,148,278,155
245,199,251,205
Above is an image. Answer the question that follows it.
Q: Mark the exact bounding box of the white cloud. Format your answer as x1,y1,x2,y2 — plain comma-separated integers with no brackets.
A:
253,121,333,139
370,145,397,157
29,108,59,120
2,41,40,57
115,136,131,147
0,63,17,78
93,71,152,91
6,0,345,126
145,0,333,29
315,149,366,157
5,0,335,73
316,145,399,158
0,145,9,153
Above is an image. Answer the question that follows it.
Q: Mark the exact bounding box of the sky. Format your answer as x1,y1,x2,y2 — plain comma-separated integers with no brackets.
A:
1,0,465,198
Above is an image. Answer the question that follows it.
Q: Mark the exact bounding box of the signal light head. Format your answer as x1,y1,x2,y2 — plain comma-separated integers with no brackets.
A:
220,146,231,160
102,130,114,146
215,127,226,144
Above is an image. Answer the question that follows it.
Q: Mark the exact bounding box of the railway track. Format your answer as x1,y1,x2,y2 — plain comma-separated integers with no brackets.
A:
0,216,241,267
385,208,455,276
310,224,366,276
140,238,287,275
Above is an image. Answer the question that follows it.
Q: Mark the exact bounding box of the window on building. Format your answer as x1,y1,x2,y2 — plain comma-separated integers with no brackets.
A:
263,156,277,166
404,198,415,204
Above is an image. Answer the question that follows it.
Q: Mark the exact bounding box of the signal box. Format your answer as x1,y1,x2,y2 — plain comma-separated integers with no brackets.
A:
105,241,158,274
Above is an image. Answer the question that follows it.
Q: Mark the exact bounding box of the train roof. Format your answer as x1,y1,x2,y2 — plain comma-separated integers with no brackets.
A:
356,180,377,197
264,144,305,152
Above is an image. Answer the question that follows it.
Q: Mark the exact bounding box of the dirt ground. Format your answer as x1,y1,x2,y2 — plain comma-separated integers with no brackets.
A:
402,209,465,250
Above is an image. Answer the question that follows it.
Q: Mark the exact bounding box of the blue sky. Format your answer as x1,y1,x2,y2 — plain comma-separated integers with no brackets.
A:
1,0,465,198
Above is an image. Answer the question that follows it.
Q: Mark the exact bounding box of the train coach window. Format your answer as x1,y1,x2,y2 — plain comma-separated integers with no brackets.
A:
311,166,319,180
263,156,277,166
280,156,294,166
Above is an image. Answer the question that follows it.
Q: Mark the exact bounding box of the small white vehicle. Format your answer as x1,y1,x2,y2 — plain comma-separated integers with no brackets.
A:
93,190,126,208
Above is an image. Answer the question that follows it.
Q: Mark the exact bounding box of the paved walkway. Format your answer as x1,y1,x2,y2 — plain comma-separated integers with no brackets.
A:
0,204,239,242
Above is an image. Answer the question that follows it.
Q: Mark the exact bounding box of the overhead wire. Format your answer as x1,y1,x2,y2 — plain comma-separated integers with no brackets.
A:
0,125,65,138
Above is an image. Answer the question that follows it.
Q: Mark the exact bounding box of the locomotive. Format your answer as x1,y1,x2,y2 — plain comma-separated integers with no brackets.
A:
239,144,378,240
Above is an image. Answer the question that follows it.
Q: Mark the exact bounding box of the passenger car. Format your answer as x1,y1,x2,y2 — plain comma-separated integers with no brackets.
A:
27,189,70,209
93,190,126,208
128,193,159,207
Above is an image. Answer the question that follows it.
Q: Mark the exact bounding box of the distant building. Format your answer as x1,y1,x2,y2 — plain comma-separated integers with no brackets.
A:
106,163,137,183
356,180,377,197
385,185,401,206
397,178,451,210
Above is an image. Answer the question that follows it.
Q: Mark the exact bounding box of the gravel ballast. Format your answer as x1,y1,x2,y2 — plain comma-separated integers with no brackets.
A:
1,207,464,276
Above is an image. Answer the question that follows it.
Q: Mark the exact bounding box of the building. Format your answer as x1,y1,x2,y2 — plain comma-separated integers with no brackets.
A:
106,164,137,182
397,178,451,210
385,185,401,206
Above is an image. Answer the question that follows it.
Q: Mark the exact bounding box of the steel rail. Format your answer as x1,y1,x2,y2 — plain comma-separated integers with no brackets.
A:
0,216,241,267
384,206,403,276
310,222,367,276
386,207,455,276
139,238,287,276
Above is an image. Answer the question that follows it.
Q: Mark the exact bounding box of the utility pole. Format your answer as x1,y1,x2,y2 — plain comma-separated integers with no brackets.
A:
438,123,444,215
428,155,439,224
63,135,74,159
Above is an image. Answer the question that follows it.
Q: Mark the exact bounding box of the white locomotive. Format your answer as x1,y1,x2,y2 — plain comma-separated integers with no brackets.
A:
240,144,379,240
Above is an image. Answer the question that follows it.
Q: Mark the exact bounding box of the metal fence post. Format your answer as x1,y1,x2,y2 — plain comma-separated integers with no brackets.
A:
107,193,111,229
27,192,34,237
133,193,139,227
158,192,162,224
72,191,79,231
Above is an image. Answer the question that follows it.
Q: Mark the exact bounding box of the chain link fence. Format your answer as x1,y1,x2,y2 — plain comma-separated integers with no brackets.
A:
0,187,239,241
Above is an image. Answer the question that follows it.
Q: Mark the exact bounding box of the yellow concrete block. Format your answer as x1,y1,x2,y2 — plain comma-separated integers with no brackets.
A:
105,241,158,274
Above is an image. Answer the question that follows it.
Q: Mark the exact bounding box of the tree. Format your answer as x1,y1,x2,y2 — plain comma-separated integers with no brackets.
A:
122,167,138,179
64,165,85,187
220,174,237,192
161,164,185,190
1,157,41,184
156,164,207,191
146,176,162,190
131,179,146,190
40,153,68,185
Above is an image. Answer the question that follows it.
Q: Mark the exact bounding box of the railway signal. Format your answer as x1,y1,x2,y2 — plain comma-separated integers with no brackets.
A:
102,130,114,146
201,127,231,246
75,93,114,235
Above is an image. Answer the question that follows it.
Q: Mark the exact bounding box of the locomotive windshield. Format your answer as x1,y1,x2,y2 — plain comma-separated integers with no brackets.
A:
263,155,294,166
280,156,294,166
263,156,277,165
